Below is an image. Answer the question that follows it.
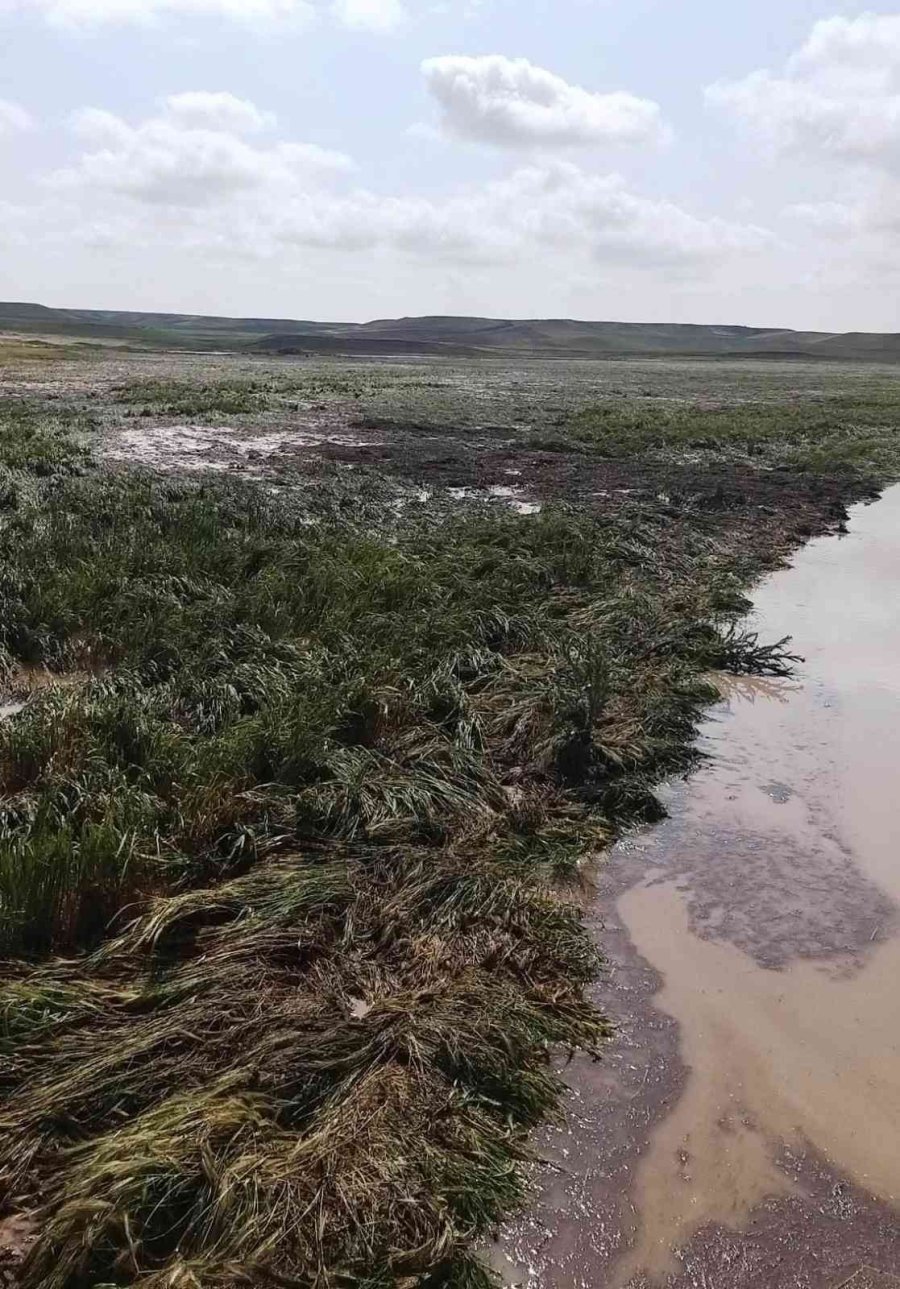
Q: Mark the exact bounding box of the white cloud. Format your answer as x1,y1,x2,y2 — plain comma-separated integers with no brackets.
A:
710,14,900,267
708,14,900,173
787,175,900,238
54,95,351,207
34,94,765,275
0,98,34,136
70,107,133,147
326,163,766,266
791,12,900,85
422,53,665,149
781,184,900,289
163,91,276,134
331,0,404,31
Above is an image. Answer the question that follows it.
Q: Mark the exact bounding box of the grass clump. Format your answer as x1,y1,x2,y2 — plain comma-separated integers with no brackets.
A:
112,378,276,418
0,392,807,1286
0,474,741,952
552,390,900,475
0,399,92,479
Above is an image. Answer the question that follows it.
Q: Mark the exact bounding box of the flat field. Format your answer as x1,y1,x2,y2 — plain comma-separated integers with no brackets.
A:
0,346,898,1287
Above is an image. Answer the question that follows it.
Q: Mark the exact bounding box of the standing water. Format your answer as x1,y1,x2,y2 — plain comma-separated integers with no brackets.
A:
498,486,900,1289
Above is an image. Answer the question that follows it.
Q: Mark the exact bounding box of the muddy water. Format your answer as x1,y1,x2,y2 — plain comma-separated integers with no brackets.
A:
498,486,900,1289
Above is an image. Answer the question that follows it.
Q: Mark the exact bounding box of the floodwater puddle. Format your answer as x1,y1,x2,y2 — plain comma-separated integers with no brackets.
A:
498,484,900,1289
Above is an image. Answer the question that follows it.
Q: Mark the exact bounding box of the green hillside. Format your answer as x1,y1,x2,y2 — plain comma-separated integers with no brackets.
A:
1,301,898,361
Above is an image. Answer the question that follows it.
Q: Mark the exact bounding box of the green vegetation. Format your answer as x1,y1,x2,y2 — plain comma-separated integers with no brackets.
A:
553,392,900,472
113,377,276,417
111,371,431,420
0,399,92,479
0,351,896,1287
3,299,900,360
0,339,99,364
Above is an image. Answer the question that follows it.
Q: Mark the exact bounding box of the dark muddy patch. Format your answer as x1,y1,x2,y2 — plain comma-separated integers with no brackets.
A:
640,815,896,970
762,780,794,803
315,424,871,549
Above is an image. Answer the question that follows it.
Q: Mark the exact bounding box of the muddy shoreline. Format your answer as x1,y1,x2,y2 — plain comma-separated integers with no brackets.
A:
497,851,900,1289
497,487,900,1289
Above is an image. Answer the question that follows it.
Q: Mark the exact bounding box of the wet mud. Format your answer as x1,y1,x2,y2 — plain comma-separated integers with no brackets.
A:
100,410,873,575
319,427,863,533
0,1214,36,1287
497,486,900,1287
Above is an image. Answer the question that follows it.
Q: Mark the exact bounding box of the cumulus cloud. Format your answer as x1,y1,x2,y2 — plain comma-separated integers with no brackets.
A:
36,92,764,275
787,175,900,239
709,13,900,266
422,54,664,149
707,14,900,173
350,163,766,266
331,0,404,31
0,98,34,135
54,94,351,207
163,91,277,134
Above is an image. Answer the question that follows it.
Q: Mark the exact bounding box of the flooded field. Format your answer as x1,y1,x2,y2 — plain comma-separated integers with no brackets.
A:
499,487,900,1287
1,346,898,1287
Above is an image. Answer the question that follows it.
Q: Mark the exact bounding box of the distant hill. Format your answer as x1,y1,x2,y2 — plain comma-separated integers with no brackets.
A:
1,301,899,362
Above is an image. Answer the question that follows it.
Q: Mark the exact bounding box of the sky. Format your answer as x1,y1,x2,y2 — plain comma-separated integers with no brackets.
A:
0,0,899,330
